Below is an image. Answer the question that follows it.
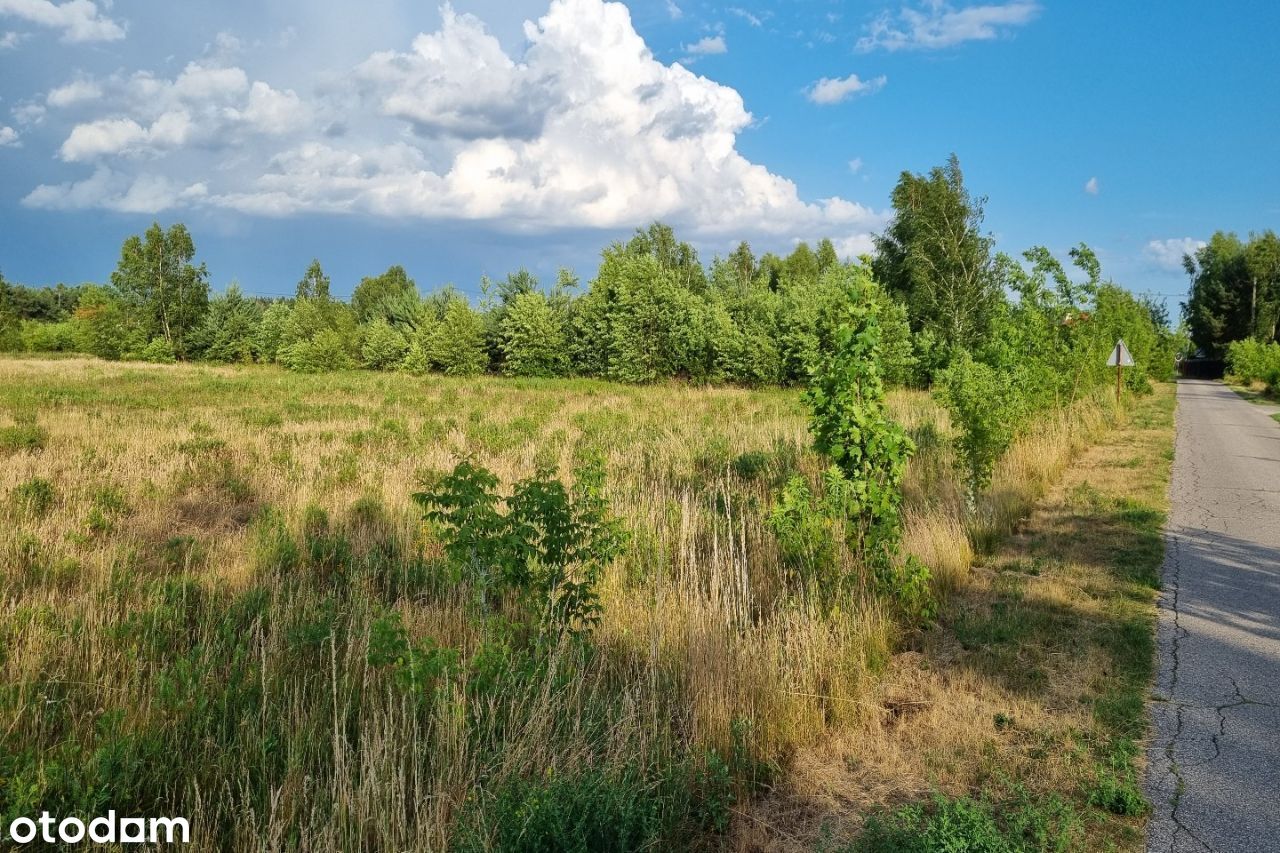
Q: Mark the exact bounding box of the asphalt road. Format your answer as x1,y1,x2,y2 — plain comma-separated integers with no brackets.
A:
1147,380,1280,852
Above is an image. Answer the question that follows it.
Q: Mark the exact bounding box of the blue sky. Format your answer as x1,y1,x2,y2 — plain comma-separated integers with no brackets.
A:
1,0,1277,308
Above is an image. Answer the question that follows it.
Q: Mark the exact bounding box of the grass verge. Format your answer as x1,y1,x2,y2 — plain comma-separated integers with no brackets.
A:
739,383,1176,851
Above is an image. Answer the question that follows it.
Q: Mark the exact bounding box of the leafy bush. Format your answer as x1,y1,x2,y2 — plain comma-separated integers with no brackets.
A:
499,290,570,377
1226,338,1280,388
427,298,488,376
19,320,77,353
804,269,915,563
279,328,356,373
413,458,627,640
138,337,177,363
938,351,1023,503
366,610,459,698
360,318,409,370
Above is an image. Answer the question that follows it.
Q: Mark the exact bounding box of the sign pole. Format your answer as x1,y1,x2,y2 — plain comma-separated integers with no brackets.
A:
1116,362,1122,404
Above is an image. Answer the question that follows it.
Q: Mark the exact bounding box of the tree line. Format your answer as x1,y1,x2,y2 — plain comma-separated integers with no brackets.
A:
0,156,1179,398
1180,230,1280,390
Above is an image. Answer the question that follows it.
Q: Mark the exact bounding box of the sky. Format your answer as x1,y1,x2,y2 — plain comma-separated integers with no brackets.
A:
1,0,1277,307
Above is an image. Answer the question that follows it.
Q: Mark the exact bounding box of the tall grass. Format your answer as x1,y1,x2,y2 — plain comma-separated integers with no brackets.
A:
0,357,1112,849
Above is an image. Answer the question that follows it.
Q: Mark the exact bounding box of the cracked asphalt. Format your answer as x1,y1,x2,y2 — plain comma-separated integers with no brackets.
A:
1146,380,1280,852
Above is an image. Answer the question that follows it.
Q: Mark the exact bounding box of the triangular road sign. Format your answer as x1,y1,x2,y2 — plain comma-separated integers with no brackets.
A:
1107,339,1135,368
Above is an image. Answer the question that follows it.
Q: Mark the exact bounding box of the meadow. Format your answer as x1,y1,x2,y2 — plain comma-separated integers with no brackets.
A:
0,355,1115,850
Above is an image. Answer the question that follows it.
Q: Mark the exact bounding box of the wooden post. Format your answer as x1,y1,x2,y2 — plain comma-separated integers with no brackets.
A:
1116,363,1122,404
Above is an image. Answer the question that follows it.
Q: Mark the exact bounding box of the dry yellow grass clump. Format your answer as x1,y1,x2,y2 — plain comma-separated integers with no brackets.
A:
0,356,1122,849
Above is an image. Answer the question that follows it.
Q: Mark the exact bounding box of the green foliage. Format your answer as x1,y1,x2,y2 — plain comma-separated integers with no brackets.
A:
428,297,488,376
280,328,355,372
874,154,1004,376
768,476,841,598
499,290,569,377
366,610,459,697
938,351,1022,500
193,284,262,363
804,265,915,564
72,285,140,360
255,302,291,363
413,459,627,640
453,753,732,853
853,788,1083,853
18,320,77,353
352,265,417,323
1226,338,1280,388
10,477,55,517
1184,230,1280,357
360,318,409,370
0,415,47,455
0,272,19,352
138,337,177,364
110,222,209,358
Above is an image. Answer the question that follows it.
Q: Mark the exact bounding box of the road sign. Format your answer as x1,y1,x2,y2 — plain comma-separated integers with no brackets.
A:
1107,340,1135,368
1108,339,1134,403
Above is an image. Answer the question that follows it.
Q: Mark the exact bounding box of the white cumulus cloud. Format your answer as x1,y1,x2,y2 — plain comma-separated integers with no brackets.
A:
23,0,887,252
682,34,727,57
0,125,19,146
1084,176,1099,195
0,0,124,43
858,1,1039,52
1144,238,1205,272
46,77,102,107
806,73,887,105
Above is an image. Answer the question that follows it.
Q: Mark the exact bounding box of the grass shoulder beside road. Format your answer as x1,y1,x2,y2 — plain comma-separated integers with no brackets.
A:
740,383,1176,852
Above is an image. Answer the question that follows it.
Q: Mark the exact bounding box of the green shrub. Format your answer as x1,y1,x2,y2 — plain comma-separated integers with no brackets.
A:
360,318,409,370
11,477,56,517
0,417,47,455
138,337,178,363
937,351,1022,504
413,458,627,641
1226,338,1280,388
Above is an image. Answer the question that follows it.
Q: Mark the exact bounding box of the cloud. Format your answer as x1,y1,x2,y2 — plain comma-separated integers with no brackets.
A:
1144,238,1205,272
24,0,887,254
1,29,24,48
356,7,549,139
664,0,681,20
46,77,102,107
0,125,19,146
848,157,864,174
806,73,887,105
47,61,308,162
727,7,763,27
682,34,726,57
0,0,124,43
857,1,1039,52
1084,176,1099,195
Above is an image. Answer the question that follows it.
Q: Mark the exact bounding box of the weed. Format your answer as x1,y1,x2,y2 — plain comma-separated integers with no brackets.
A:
11,478,56,517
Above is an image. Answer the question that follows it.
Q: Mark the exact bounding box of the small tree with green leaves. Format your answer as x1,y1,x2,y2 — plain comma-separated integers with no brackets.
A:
774,266,927,616
414,458,627,641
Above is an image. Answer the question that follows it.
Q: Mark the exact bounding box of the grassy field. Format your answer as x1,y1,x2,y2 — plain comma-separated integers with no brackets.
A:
0,356,1124,850
738,383,1176,851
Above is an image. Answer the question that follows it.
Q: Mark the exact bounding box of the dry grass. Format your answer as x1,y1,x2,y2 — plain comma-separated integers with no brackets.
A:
0,356,1145,850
